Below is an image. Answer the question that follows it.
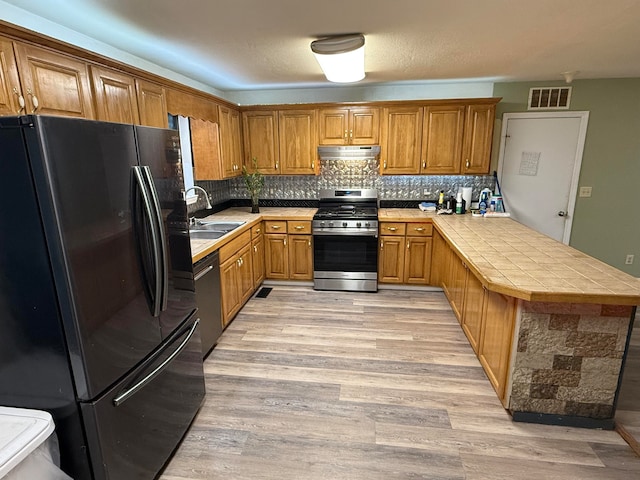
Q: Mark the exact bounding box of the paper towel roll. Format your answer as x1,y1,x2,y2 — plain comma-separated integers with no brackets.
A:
460,187,472,211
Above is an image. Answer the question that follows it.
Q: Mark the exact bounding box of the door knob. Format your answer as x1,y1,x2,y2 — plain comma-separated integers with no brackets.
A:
558,211,566,217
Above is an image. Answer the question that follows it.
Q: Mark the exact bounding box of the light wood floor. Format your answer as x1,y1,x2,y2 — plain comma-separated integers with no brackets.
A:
160,287,640,480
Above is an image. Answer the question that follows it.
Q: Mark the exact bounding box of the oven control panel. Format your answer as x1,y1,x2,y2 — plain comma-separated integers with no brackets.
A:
312,219,378,235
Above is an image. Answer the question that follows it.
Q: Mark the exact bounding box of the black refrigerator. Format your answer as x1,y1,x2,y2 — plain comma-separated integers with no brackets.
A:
0,115,205,479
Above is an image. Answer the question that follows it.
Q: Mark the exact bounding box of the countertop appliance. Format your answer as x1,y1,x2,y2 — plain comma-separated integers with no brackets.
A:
312,188,379,292
0,115,205,479
193,250,222,357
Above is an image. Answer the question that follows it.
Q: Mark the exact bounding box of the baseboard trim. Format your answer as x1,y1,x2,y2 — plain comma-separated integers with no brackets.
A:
512,411,615,430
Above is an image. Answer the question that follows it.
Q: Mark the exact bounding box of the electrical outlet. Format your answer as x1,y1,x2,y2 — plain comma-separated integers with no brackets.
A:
423,189,431,196
625,254,634,265
579,186,592,197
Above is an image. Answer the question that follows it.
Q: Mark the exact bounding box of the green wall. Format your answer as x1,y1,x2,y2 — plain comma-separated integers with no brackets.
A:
493,79,640,276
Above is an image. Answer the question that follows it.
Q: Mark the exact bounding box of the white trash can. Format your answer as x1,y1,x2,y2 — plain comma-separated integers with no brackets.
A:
0,406,72,480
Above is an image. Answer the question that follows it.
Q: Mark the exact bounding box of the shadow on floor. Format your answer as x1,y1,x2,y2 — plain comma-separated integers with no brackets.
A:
616,310,640,453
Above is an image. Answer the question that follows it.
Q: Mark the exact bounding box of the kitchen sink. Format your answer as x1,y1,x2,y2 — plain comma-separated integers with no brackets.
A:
188,220,245,240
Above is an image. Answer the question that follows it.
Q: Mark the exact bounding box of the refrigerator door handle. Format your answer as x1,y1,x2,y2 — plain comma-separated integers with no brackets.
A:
141,166,168,313
113,318,200,407
132,166,162,317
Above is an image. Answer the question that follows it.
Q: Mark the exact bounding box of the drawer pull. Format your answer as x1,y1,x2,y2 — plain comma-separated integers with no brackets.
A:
271,225,281,230
414,227,425,232
387,227,397,232
407,241,410,249
295,225,305,230
255,228,261,234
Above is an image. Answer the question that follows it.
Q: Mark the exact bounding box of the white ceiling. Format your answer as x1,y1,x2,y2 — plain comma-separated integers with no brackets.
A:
3,0,640,92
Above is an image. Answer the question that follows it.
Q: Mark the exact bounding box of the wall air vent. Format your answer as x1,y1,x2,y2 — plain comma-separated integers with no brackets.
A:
528,87,572,110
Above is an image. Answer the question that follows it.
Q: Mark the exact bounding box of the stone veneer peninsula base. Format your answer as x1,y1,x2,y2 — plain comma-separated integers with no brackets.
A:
509,301,636,429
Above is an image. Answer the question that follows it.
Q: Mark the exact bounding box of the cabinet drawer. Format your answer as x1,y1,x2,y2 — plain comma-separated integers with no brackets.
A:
219,230,251,262
265,221,287,233
380,222,406,236
406,222,433,236
251,223,263,238
287,220,311,234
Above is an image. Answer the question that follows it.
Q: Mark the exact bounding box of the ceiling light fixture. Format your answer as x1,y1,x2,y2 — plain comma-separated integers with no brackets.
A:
311,34,365,83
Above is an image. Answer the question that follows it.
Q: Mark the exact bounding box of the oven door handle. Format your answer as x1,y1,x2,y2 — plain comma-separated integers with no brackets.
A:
313,230,378,237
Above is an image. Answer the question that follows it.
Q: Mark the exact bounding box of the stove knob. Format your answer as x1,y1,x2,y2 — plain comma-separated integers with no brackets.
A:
328,222,334,227
320,221,325,227
342,221,348,228
356,222,362,227
365,222,370,228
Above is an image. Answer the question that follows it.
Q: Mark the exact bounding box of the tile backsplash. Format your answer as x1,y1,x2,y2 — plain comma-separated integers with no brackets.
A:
192,158,495,212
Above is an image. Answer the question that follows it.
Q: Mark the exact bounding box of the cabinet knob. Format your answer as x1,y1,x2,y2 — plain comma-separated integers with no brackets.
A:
27,89,39,113
256,228,261,234
308,239,311,248
380,239,384,249
275,162,279,170
254,245,257,253
407,241,410,249
344,130,348,139
422,161,426,169
383,161,387,169
311,161,315,169
349,129,353,139
466,159,470,168
284,238,287,246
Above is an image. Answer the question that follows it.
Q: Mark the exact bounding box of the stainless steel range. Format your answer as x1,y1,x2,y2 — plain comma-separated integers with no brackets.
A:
313,189,379,292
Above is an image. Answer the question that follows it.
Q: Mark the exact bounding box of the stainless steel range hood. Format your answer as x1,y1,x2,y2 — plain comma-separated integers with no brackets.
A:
317,145,380,160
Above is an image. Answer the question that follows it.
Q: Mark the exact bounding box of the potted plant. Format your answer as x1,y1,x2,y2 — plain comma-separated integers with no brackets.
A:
242,158,264,213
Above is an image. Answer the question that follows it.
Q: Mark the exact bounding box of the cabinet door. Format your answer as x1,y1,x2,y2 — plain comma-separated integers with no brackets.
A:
378,236,405,283
380,106,422,174
135,79,168,128
264,234,288,279
289,234,313,280
242,110,279,174
13,42,94,118
422,105,464,174
252,235,265,287
404,236,432,284
318,108,349,145
90,65,140,124
461,104,495,174
349,106,379,145
429,229,447,287
237,244,254,304
461,272,485,353
279,109,317,175
218,105,242,177
190,118,222,180
449,253,468,323
479,291,516,401
220,256,241,327
0,37,22,116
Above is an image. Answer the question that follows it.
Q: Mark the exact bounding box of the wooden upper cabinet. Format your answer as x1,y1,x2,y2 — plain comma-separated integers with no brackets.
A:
0,37,22,116
318,106,379,145
279,109,317,175
90,65,140,124
135,79,168,128
13,42,94,118
242,110,279,174
422,104,465,174
461,103,496,174
190,117,222,180
218,104,242,177
380,106,423,174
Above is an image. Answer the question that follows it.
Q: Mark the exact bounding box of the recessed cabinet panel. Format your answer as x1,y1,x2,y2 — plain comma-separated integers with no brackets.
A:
279,109,317,175
462,104,495,174
0,37,22,116
422,105,465,174
378,236,405,283
242,110,279,174
135,79,168,128
380,107,422,174
90,66,140,124
14,42,94,118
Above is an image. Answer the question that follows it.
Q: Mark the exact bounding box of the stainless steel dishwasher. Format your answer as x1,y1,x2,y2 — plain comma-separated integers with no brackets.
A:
193,251,222,358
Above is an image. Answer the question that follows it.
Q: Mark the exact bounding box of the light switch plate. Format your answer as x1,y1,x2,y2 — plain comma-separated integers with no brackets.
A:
579,186,592,197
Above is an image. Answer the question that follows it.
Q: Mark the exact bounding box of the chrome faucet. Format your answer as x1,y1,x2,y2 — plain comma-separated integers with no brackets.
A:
185,186,213,209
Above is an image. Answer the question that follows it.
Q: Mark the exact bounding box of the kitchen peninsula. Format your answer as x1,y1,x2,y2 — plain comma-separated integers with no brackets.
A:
193,207,640,428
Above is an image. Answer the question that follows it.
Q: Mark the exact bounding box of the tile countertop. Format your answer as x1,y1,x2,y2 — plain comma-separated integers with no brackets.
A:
190,207,317,263
380,208,640,305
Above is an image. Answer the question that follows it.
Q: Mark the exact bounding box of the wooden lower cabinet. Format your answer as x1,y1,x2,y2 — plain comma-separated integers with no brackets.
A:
449,253,468,323
430,229,448,287
251,223,265,288
379,222,432,285
219,232,254,326
461,272,485,353
478,291,516,402
264,220,313,280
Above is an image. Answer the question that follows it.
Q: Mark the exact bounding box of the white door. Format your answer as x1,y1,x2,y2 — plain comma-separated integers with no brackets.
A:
497,112,589,244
